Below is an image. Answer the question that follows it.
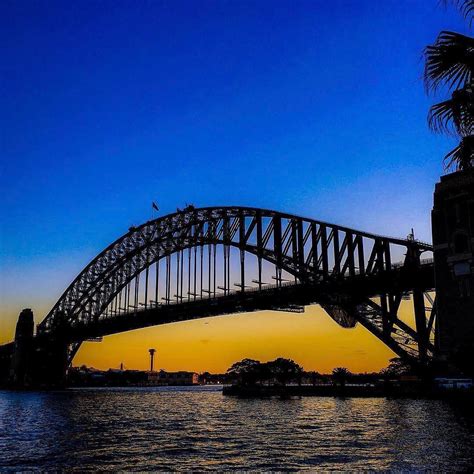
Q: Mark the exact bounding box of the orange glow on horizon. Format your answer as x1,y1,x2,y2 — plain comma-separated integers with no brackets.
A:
71,306,396,374
0,300,425,374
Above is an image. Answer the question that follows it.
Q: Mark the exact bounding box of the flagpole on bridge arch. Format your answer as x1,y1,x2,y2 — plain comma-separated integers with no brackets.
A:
151,202,159,220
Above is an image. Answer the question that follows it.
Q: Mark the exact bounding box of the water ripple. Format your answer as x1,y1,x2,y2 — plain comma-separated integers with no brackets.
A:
1,387,473,471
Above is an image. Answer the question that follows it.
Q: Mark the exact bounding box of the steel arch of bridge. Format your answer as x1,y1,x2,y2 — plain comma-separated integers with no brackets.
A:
37,206,436,366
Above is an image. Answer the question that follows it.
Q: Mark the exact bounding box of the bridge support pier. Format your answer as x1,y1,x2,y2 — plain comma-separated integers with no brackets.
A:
432,169,474,375
10,309,35,387
6,309,69,388
413,288,428,362
32,335,69,388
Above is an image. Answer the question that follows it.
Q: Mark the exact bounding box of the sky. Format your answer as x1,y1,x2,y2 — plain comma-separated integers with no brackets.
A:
0,0,469,373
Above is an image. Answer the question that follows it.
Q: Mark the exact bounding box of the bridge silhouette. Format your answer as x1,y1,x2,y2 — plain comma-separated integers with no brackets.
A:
1,206,437,386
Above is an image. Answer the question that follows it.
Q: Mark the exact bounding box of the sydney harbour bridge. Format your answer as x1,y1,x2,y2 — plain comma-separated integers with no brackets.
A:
0,206,438,387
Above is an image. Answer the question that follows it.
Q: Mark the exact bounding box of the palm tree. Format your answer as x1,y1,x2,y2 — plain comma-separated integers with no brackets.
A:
446,0,474,25
424,2,474,170
444,135,474,169
424,31,473,93
427,85,473,135
332,367,351,388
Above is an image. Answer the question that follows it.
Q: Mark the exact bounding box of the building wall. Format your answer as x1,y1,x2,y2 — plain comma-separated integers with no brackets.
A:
148,370,199,385
432,169,474,374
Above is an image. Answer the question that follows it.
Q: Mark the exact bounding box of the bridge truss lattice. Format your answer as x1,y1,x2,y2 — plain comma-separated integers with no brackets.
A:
37,207,436,366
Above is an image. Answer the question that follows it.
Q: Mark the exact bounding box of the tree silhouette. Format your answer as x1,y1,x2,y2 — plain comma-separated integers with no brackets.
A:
424,1,473,170
444,0,474,25
381,357,412,377
264,358,303,386
424,31,473,92
226,357,303,387
332,367,351,388
226,358,262,386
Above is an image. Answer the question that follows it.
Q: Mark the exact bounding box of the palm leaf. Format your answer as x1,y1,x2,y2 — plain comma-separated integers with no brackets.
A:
457,0,474,24
428,86,474,135
441,0,474,25
444,135,474,170
424,31,474,92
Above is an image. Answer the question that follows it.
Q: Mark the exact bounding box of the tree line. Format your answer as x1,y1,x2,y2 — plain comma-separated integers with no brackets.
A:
226,357,411,388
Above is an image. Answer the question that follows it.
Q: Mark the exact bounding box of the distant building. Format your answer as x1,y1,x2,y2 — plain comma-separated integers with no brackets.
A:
198,372,229,385
68,366,200,387
148,370,199,386
68,366,148,386
434,377,473,390
300,373,328,386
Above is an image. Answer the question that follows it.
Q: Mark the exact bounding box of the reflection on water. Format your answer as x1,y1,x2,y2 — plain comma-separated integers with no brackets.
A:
1,386,473,471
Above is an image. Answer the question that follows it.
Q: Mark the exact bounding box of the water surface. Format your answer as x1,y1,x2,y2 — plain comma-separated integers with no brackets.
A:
1,386,473,471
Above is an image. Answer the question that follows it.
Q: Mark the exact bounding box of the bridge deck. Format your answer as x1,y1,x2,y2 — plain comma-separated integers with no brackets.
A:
66,263,435,341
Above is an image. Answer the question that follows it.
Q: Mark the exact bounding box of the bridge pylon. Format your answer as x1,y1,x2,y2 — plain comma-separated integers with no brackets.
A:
0,309,69,389
10,308,34,387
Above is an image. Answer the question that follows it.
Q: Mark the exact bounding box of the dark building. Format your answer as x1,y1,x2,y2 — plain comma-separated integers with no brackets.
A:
432,169,474,374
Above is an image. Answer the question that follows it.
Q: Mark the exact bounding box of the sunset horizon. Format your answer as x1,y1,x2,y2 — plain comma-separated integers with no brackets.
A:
1,0,473,471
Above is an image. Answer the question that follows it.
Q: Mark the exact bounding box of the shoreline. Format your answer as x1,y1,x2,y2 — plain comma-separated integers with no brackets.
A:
222,384,474,400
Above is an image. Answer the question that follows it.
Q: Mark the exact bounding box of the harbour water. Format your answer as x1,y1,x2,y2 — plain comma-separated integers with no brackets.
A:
1,386,473,471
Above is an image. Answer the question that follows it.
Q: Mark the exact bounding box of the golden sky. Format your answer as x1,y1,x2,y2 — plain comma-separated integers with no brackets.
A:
2,303,399,374
77,306,397,373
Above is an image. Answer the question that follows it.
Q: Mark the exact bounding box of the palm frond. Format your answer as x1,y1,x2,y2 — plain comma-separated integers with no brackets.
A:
458,0,474,24
429,99,459,134
428,86,474,135
424,31,474,92
444,135,474,170
441,0,474,25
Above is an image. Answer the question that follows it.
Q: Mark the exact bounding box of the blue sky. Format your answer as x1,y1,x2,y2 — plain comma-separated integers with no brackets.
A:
0,0,469,329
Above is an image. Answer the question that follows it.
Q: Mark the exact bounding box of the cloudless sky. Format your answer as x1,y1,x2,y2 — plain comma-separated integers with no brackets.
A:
0,0,469,371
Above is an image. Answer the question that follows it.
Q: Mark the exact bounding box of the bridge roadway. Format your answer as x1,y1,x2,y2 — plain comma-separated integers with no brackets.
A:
66,261,435,356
